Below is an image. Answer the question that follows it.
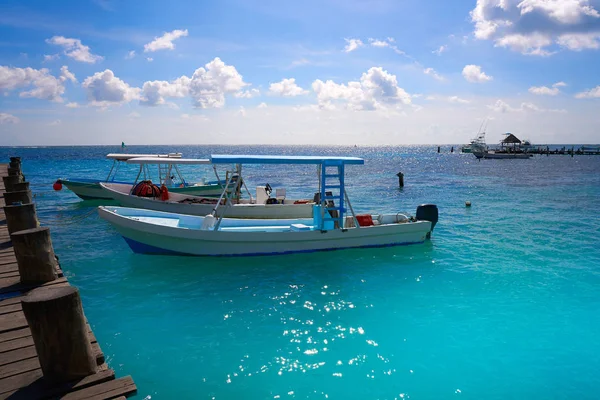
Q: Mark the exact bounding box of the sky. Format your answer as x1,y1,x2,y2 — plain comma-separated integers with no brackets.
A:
1,0,600,146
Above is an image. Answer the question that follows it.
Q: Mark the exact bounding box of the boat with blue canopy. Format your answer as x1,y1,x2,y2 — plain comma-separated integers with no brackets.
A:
99,156,316,219
98,154,439,257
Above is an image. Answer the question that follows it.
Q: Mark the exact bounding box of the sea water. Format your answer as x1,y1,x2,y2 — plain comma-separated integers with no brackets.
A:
3,145,600,399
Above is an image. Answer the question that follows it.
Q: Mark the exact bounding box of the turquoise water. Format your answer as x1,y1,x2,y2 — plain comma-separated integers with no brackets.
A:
4,145,600,399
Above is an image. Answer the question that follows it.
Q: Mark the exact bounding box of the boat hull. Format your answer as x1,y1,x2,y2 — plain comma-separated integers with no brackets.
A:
98,207,432,257
473,152,532,160
61,179,226,200
100,183,314,219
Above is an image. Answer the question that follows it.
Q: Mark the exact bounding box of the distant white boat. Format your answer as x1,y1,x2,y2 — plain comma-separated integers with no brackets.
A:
99,154,439,257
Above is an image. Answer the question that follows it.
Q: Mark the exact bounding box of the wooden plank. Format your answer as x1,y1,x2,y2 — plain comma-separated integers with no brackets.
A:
60,376,136,400
0,325,95,343
0,369,116,399
0,271,19,279
0,327,30,343
0,368,43,395
0,303,20,315
0,355,39,379
0,345,36,366
0,335,32,353
0,276,69,295
0,311,26,333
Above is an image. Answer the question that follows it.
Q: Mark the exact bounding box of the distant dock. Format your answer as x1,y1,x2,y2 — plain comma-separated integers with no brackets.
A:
0,161,137,399
440,145,600,155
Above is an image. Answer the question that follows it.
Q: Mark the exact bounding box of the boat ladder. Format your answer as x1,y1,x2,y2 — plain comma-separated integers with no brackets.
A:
319,161,346,230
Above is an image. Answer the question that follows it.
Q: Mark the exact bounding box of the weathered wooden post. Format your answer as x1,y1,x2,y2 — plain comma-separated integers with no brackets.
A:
2,175,23,192
11,227,58,283
9,156,21,167
437,146,440,153
4,190,32,205
8,166,22,176
3,203,39,234
396,172,404,188
11,181,30,192
22,286,97,383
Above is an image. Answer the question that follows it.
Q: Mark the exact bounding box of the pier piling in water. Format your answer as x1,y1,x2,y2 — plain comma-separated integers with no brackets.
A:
4,202,39,234
4,189,33,205
11,181,30,191
12,227,59,283
2,174,23,191
0,157,137,398
396,172,404,188
22,286,98,383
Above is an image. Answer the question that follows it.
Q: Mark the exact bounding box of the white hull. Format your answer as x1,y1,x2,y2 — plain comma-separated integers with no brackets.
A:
98,207,432,257
99,183,314,219
474,151,531,159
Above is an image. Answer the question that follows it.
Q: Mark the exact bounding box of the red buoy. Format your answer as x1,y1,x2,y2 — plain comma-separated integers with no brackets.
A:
53,180,63,191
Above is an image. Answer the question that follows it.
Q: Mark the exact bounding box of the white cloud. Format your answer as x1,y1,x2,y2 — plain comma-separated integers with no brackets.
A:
369,38,391,48
188,57,249,108
66,102,79,108
82,69,140,107
234,88,260,98
556,32,600,50
144,29,188,52
128,112,141,119
367,37,405,55
146,57,153,62
575,86,600,98
312,66,411,111
448,96,470,104
343,38,364,53
268,78,308,97
140,76,190,106
258,102,268,108
423,67,445,81
237,106,246,117
60,66,77,83
488,99,566,113
46,36,103,63
43,54,59,62
462,64,493,83
529,81,567,95
0,66,66,102
495,33,555,56
48,119,61,126
125,50,136,60
470,0,600,55
0,113,19,124
529,86,560,95
426,95,470,104
432,45,447,55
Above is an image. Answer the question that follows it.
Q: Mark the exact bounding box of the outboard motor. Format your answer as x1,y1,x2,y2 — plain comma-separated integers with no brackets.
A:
416,204,438,238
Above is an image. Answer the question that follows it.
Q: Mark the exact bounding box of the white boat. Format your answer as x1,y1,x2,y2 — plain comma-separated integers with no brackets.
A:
99,157,314,219
56,153,226,200
474,151,532,160
461,120,488,154
98,155,439,257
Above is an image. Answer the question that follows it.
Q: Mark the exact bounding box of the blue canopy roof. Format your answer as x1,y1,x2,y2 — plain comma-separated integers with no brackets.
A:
210,155,365,165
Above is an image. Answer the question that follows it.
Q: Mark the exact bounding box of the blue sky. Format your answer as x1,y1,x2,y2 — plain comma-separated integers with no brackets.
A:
1,0,600,145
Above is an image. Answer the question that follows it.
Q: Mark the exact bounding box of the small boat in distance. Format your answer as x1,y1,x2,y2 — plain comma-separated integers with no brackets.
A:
461,120,488,154
56,153,226,200
99,154,439,257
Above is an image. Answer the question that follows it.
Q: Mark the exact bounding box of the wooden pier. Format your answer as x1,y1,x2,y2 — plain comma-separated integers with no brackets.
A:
0,162,136,399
